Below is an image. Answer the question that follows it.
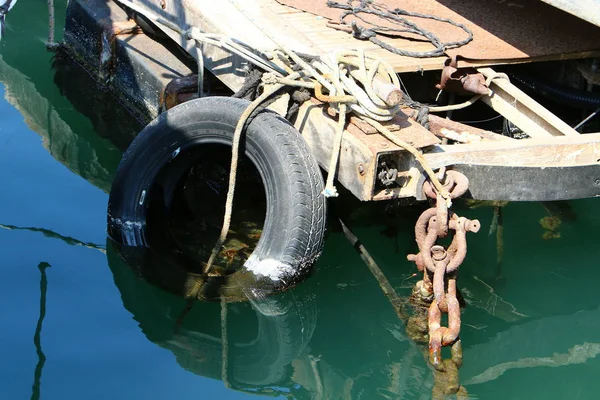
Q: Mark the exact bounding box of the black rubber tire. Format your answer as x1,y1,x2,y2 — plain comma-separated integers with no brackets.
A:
107,96,327,301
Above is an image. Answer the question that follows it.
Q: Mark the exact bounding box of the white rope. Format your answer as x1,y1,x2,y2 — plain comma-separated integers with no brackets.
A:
311,51,404,196
429,72,509,113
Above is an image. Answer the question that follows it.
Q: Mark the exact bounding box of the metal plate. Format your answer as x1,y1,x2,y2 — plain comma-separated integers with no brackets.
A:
455,164,600,201
276,0,600,61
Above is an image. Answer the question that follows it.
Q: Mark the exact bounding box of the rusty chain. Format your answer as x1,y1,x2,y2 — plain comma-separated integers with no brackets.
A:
407,170,479,396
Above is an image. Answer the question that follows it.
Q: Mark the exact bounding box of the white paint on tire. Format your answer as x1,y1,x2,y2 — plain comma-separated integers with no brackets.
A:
245,254,295,281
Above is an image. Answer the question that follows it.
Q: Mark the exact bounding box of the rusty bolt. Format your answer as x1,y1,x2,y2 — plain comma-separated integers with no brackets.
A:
358,163,366,176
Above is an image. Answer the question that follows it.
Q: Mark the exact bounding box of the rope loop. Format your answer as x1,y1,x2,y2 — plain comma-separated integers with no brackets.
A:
313,50,401,122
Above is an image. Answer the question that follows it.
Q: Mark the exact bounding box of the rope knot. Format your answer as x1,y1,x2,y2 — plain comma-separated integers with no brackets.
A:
351,21,377,40
413,106,430,131
185,27,202,41
292,88,312,103
261,73,279,85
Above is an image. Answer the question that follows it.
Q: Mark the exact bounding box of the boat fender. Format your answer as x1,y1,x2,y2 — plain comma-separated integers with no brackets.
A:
107,96,327,300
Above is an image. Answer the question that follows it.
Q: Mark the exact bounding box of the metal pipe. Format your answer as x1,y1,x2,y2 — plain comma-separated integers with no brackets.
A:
574,107,600,131
45,0,59,51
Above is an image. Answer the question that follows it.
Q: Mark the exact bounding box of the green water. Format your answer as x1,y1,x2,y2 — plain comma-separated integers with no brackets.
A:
2,2,600,399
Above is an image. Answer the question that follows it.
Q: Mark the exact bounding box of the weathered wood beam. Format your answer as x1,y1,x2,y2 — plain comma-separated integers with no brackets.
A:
427,115,514,143
423,132,600,169
478,67,580,138
295,102,440,201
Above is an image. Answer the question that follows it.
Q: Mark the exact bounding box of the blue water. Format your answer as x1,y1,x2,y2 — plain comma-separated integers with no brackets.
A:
2,2,600,400
0,69,247,400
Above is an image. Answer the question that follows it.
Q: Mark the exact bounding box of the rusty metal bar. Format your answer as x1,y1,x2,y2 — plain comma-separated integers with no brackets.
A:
427,114,515,143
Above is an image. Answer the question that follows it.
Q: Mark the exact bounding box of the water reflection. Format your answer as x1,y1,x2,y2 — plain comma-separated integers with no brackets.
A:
107,240,320,398
0,53,127,194
103,188,600,399
0,223,105,253
31,262,50,400
106,214,439,399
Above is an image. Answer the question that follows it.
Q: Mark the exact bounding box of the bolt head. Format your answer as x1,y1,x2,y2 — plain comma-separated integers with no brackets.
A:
358,163,366,175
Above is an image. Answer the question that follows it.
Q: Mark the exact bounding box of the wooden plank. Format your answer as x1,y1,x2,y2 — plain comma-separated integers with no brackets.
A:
422,132,600,169
125,0,600,86
295,103,376,200
427,115,515,143
478,67,580,138
125,0,317,91
295,101,440,200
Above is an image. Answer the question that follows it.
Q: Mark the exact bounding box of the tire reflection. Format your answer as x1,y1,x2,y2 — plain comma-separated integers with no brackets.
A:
107,239,318,397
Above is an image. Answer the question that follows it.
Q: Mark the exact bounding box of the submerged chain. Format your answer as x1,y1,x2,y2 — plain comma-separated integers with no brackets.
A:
407,170,479,397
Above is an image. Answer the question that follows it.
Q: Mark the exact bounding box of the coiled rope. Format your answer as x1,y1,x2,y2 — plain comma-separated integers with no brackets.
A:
327,0,473,58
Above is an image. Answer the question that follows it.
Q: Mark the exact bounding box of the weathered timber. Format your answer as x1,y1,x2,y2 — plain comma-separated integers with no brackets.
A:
295,101,440,201
420,133,600,201
62,0,600,203
478,68,580,138
427,115,514,143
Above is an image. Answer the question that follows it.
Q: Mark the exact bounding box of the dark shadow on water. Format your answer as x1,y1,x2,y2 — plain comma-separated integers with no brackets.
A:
0,42,127,194
0,223,105,253
51,49,143,153
31,262,50,400
105,205,440,399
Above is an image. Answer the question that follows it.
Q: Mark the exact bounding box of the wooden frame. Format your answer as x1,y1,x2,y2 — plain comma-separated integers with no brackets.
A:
121,0,600,202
